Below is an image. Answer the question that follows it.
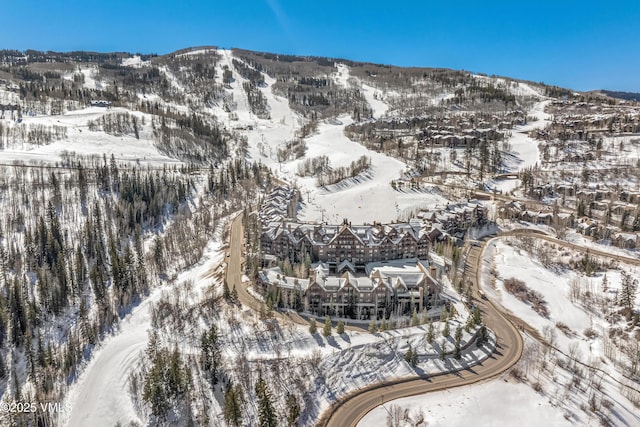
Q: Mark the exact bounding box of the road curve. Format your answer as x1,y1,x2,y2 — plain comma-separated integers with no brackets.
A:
319,244,524,427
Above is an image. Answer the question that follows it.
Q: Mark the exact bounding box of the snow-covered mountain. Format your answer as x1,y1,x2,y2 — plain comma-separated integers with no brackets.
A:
0,46,639,427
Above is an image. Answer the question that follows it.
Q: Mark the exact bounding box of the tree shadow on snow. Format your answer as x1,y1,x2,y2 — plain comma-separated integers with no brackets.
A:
312,333,325,347
326,336,342,349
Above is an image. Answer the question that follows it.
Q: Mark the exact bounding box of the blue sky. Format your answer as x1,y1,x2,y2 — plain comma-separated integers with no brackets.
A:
2,1,639,91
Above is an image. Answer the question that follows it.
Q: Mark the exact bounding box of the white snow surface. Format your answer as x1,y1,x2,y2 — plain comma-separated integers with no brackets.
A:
505,100,550,172
359,378,570,427
293,115,447,223
484,240,591,354
121,55,146,67
486,100,551,193
360,83,389,118
80,67,108,90
0,107,181,166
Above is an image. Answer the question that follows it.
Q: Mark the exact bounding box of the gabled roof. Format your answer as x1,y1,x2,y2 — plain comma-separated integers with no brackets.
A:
337,259,356,274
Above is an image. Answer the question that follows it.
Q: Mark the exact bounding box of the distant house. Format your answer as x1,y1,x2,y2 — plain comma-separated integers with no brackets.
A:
612,232,639,249
610,202,635,216
89,100,111,107
555,212,575,228
576,217,599,236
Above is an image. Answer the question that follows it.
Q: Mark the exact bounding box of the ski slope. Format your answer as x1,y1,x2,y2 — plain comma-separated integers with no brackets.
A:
488,99,551,193
211,50,446,224
0,107,181,166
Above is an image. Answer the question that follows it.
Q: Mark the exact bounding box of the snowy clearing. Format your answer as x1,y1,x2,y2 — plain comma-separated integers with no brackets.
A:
359,377,570,427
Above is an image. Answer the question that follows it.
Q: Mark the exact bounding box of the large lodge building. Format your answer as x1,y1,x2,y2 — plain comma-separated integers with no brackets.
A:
257,185,488,318
260,219,439,273
258,260,441,319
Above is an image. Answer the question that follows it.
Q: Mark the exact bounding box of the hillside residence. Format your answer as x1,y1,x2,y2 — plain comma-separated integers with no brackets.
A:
89,100,112,107
259,184,299,225
416,200,488,237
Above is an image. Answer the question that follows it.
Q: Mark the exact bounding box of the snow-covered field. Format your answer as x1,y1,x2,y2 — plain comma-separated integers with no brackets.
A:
482,239,639,356
478,238,640,426
293,115,448,223
505,100,549,171
359,378,570,427
0,106,181,166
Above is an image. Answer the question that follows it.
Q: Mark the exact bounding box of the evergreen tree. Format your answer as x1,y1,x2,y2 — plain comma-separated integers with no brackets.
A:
11,367,21,401
442,321,450,338
619,270,638,311
404,345,413,364
255,371,277,427
454,326,463,359
472,307,482,326
323,316,332,337
308,318,317,334
421,307,428,325
368,318,378,333
143,345,191,421
223,279,231,300
285,392,300,427
224,382,242,427
411,347,418,367
465,315,474,333
601,274,609,293
440,306,449,322
201,324,221,384
477,325,488,345
410,308,419,327
439,339,447,361
0,353,6,381
10,279,27,345
426,320,435,344
336,320,345,335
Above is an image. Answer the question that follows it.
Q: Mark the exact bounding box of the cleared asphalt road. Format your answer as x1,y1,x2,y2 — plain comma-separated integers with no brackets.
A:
226,213,264,312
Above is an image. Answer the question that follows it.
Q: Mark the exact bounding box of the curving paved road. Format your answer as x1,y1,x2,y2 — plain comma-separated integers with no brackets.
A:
319,244,523,427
